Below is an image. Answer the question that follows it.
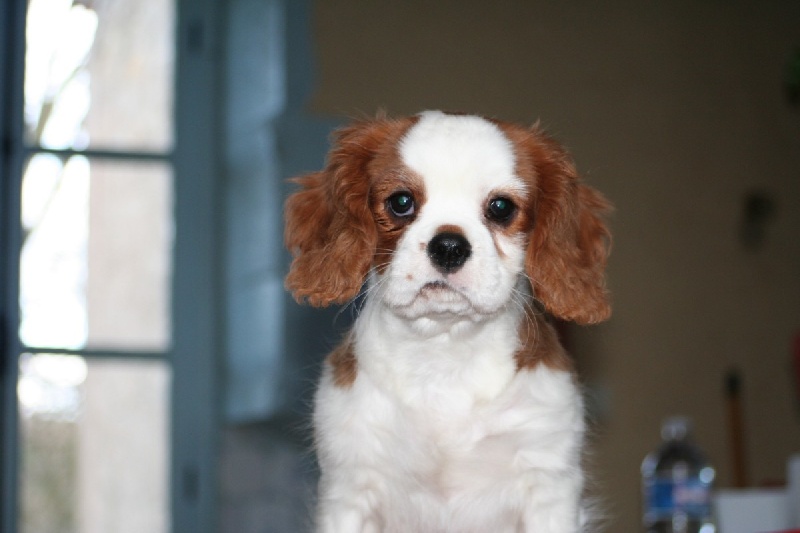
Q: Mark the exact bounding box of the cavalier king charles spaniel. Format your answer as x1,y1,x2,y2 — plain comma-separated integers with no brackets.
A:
285,111,611,532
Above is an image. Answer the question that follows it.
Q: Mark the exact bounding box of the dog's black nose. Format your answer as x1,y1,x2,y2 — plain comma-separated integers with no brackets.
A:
427,232,472,274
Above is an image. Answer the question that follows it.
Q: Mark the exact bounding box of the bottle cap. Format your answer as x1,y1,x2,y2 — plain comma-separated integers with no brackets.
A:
661,416,691,440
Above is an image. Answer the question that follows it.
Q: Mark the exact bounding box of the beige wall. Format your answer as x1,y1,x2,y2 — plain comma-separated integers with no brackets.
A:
310,1,800,529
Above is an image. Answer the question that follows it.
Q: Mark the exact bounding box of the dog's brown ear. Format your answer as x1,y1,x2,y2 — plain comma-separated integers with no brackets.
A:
284,118,404,307
520,127,612,324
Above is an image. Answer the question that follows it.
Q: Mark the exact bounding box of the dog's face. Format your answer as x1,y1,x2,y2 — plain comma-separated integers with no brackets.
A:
285,111,611,325
375,112,530,321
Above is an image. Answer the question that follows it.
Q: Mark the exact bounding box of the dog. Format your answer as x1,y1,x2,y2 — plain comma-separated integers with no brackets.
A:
284,111,611,532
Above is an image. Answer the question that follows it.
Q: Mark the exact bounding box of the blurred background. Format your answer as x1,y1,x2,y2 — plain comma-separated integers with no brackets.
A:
1,0,798,532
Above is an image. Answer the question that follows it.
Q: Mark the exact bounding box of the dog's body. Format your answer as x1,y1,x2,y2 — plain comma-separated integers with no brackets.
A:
285,111,611,532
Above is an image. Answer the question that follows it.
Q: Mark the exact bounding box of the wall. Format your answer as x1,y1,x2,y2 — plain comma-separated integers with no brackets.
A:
309,1,800,530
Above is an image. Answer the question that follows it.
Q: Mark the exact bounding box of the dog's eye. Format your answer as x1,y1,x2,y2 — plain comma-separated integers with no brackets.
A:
387,192,415,217
486,197,516,223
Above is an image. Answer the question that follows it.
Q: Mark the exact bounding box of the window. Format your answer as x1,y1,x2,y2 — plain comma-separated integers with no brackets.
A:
18,0,174,531
2,0,222,532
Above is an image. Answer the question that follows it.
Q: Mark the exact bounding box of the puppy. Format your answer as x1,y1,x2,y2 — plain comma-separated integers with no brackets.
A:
284,111,611,532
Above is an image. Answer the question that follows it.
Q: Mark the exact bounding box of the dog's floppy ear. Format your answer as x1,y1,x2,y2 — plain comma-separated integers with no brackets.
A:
520,127,612,324
285,118,402,307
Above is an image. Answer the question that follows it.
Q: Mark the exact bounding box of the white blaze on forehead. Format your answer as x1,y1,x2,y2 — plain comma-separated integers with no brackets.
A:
399,111,523,196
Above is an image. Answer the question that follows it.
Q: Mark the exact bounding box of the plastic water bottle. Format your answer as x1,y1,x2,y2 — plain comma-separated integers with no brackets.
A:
641,417,716,533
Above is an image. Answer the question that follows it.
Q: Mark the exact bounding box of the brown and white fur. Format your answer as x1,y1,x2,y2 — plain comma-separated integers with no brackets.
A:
285,111,611,532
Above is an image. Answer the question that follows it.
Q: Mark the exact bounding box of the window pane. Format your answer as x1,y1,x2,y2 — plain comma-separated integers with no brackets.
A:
24,0,174,151
20,156,173,351
19,354,170,533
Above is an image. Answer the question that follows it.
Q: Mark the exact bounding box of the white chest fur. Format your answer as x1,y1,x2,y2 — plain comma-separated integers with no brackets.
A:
313,301,587,533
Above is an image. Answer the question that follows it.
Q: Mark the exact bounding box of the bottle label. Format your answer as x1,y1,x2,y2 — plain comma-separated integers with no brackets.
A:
645,475,712,518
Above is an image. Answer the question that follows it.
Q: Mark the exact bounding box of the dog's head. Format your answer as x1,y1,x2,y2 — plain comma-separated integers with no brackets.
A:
285,111,611,324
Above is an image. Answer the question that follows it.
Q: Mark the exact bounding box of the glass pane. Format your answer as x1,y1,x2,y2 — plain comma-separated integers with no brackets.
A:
24,0,174,151
19,354,170,533
20,156,173,351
